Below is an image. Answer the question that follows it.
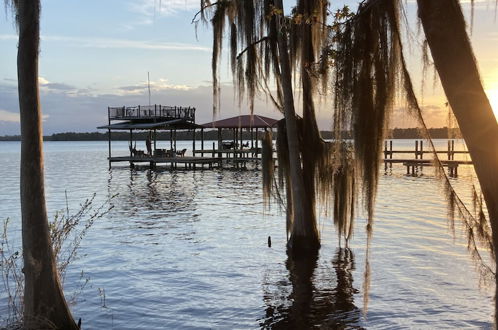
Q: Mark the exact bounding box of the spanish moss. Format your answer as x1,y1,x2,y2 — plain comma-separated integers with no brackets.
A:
203,0,496,311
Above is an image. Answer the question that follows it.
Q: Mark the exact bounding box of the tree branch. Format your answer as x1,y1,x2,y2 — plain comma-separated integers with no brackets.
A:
191,2,220,24
236,36,270,60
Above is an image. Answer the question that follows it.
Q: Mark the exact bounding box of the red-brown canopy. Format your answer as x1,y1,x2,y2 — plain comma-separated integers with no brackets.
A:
201,115,279,129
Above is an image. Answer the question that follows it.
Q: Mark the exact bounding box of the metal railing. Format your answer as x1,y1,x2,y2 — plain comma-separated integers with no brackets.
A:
109,105,195,122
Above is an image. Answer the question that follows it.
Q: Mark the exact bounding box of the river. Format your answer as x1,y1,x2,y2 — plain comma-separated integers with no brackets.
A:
0,140,493,329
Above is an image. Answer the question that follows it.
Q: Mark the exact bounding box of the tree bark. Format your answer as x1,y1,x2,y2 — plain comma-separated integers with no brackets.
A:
17,1,79,328
417,0,498,322
298,0,321,250
274,0,320,255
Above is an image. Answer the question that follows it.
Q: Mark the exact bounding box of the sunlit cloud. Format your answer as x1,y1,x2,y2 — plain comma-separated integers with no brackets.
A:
38,76,50,85
38,76,81,94
117,78,192,95
0,109,19,123
0,108,49,124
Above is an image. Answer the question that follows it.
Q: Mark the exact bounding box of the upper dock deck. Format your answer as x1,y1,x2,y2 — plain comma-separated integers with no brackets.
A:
109,105,195,123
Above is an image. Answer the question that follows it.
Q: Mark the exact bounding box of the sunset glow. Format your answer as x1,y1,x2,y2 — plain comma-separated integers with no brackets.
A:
486,89,498,122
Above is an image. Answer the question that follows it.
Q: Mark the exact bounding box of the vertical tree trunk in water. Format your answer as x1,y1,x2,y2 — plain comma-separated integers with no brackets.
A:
17,1,78,328
274,0,320,255
417,0,498,322
298,0,321,251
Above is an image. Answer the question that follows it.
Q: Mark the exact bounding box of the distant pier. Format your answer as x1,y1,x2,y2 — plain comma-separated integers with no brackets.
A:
383,139,472,177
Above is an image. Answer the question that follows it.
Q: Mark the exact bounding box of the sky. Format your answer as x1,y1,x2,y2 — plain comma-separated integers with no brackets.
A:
0,0,497,135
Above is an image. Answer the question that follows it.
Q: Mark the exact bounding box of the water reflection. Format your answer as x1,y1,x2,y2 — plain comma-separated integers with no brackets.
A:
260,248,363,329
108,168,199,216
105,168,201,244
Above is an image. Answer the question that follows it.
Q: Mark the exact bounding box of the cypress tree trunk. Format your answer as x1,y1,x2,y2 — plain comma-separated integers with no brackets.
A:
17,1,78,328
298,0,322,252
417,0,498,322
274,0,320,255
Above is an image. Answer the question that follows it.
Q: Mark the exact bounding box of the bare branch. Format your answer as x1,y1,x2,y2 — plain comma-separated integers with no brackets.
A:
236,36,269,60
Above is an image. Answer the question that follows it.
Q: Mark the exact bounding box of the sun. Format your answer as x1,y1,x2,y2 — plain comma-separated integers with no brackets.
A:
485,89,498,122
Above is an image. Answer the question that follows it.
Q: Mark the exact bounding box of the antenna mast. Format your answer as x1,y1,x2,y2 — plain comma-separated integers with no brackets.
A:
147,72,151,106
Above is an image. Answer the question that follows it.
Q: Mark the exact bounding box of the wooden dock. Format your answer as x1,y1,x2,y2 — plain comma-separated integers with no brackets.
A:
383,139,472,177
109,147,267,170
109,155,221,170
97,106,473,178
98,106,279,170
109,139,473,176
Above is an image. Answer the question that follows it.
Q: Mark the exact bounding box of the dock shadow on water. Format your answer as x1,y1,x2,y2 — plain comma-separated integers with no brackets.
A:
260,248,363,329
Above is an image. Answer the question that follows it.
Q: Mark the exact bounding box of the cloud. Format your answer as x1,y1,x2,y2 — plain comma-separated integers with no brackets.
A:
38,76,50,85
0,108,49,124
44,83,77,91
48,35,208,52
44,35,210,52
38,76,81,94
129,0,199,17
0,34,16,41
0,34,210,52
0,76,284,135
0,109,20,123
118,79,192,95
122,0,200,30
0,76,450,136
391,104,449,129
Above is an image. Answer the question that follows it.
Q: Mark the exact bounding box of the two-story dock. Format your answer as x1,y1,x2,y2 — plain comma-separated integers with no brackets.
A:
97,105,279,169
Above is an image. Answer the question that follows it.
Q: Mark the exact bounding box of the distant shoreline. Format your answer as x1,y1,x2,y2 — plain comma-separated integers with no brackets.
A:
0,127,461,141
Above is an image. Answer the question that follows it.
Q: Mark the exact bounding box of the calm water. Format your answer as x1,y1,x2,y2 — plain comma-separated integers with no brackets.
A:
0,140,494,329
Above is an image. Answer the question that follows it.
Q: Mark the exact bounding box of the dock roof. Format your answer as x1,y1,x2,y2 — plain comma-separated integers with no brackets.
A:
201,115,279,129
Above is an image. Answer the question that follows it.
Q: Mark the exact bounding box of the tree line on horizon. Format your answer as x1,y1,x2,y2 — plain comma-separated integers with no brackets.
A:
0,127,462,141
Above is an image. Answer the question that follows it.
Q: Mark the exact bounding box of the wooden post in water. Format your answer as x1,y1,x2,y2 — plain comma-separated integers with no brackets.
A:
129,129,133,168
174,129,177,152
201,128,204,152
234,128,238,168
255,128,259,157
217,128,222,159
233,128,237,148
169,129,173,150
415,141,418,174
250,128,254,149
384,140,388,171
389,140,393,168
192,129,196,157
447,140,451,160
420,140,424,175
153,129,157,153
129,129,133,157
451,140,455,160
108,107,112,169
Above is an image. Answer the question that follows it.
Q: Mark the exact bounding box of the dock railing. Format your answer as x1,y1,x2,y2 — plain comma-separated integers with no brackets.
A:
109,105,195,122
